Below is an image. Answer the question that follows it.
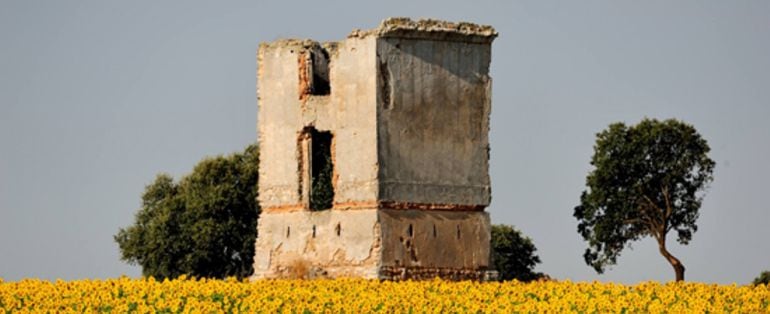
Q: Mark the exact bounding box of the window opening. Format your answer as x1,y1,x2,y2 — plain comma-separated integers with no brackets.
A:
308,129,334,211
310,50,330,95
299,48,330,99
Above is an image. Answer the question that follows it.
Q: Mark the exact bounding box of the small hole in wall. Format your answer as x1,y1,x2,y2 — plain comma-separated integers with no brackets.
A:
335,223,341,236
433,224,437,238
407,224,413,237
456,225,461,239
286,226,290,238
312,225,316,238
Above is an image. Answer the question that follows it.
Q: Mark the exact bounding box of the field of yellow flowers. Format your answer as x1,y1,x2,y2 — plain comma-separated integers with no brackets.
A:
1,276,768,313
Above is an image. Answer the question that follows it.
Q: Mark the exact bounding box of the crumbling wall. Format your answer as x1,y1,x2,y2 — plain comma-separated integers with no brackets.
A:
254,36,382,279
252,209,381,279
257,40,307,209
254,18,497,281
257,36,380,211
328,36,380,207
377,209,490,274
375,36,493,207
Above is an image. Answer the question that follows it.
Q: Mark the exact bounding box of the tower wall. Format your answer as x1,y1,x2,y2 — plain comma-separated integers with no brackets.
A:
252,209,381,279
378,209,491,280
253,18,497,281
375,36,492,207
256,36,380,211
257,40,306,208
254,36,383,279
329,37,380,206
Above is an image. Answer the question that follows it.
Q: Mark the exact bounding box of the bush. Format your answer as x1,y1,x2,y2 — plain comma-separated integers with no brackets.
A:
490,224,543,281
754,271,770,286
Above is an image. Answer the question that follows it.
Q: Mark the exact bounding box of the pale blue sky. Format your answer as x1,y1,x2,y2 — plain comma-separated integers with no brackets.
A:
1,1,768,284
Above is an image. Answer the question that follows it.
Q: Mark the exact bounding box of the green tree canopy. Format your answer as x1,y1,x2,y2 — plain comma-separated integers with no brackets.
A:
574,118,715,281
491,224,542,282
114,144,260,279
754,271,770,286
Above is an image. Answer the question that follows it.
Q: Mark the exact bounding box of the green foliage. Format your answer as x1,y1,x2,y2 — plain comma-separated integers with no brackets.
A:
754,271,770,286
574,118,715,281
309,154,333,210
114,144,260,279
490,224,542,281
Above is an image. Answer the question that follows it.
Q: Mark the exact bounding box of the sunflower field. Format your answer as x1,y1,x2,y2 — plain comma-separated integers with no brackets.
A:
1,276,768,313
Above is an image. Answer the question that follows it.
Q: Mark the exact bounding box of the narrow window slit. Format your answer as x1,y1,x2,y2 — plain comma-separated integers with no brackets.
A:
305,128,334,211
379,59,391,109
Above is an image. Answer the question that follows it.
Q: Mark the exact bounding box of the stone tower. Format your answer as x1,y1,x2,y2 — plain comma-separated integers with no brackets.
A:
252,18,497,280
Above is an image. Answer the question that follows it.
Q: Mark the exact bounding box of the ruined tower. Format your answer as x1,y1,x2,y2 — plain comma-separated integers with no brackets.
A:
252,18,497,280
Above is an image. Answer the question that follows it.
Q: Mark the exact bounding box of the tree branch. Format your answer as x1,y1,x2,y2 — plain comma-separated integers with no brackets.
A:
641,193,661,212
637,186,670,238
637,203,662,241
662,185,673,221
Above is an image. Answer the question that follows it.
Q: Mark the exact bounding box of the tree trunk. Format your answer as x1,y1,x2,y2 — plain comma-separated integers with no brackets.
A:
658,240,685,281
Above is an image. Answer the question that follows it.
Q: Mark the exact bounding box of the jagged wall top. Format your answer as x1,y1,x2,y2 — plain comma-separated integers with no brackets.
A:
349,17,497,43
259,18,497,49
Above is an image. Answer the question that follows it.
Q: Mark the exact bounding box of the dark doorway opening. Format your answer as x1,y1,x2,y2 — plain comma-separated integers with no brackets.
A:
309,129,334,210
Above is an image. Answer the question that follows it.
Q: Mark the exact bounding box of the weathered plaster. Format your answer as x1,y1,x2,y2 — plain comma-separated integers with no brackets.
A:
252,18,496,281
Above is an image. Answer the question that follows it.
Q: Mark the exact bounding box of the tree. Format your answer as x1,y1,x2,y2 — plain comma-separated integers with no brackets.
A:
115,144,260,279
574,118,715,281
753,271,770,286
491,224,542,281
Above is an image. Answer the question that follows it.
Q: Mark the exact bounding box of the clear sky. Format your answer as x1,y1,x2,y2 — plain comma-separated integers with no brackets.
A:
1,1,769,284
